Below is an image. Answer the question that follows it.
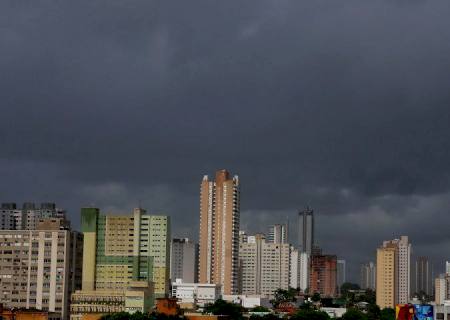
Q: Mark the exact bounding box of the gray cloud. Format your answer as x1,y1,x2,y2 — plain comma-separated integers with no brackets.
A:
2,0,450,281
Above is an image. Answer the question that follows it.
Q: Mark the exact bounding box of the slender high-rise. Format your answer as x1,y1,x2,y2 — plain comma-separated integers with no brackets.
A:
412,256,433,297
360,262,376,290
298,207,314,254
337,259,346,293
198,169,240,295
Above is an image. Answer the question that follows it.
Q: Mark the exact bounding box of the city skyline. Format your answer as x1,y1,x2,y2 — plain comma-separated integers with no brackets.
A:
3,0,450,287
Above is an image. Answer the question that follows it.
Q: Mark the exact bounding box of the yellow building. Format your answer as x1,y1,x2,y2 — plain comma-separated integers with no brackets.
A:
376,246,396,309
81,207,170,297
376,236,411,309
71,207,170,319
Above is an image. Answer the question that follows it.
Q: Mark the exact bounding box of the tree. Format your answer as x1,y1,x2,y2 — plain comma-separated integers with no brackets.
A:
311,292,321,302
362,289,376,305
204,299,243,319
252,306,270,312
291,309,330,320
342,308,368,320
249,314,279,320
101,312,183,320
340,283,361,297
380,308,395,320
366,303,381,320
270,288,297,308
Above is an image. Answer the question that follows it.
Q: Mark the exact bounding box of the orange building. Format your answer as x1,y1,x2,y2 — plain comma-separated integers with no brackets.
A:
310,254,337,297
198,170,240,295
155,298,179,316
0,304,60,320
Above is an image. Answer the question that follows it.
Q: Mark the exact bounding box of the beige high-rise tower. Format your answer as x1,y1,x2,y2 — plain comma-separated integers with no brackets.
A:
198,169,240,295
376,236,411,309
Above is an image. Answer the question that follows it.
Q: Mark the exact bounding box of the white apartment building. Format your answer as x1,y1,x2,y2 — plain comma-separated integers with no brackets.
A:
239,234,290,297
0,220,82,320
290,248,309,292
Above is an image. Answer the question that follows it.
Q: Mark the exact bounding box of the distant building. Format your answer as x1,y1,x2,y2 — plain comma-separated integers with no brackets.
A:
0,202,68,230
239,234,290,296
0,219,82,320
171,238,198,283
337,260,346,293
360,262,376,290
310,254,337,297
268,224,288,244
376,236,411,309
198,170,240,295
435,275,447,305
298,208,314,254
290,248,309,292
239,231,248,244
412,256,433,297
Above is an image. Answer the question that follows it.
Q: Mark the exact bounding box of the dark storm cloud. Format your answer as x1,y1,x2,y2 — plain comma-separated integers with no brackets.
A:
2,0,450,280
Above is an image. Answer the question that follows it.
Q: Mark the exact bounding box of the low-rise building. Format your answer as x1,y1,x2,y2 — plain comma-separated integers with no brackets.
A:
0,303,61,320
222,295,271,309
70,281,154,320
171,280,221,307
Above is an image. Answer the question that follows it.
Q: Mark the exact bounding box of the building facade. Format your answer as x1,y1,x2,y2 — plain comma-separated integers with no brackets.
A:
239,234,290,296
0,203,68,230
170,238,198,283
171,279,221,306
435,276,447,305
298,208,314,254
289,248,309,292
198,170,240,295
0,220,82,319
337,260,346,293
360,262,376,290
80,207,170,297
376,236,411,308
267,224,288,244
412,256,433,297
310,254,337,297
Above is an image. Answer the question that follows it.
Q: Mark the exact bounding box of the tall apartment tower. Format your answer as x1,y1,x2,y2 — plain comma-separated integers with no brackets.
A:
238,234,290,296
198,170,240,295
298,207,314,254
268,224,288,244
170,238,198,283
360,262,376,290
376,236,411,308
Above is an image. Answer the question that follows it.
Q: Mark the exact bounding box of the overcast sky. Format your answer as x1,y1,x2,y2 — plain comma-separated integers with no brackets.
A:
2,0,450,282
